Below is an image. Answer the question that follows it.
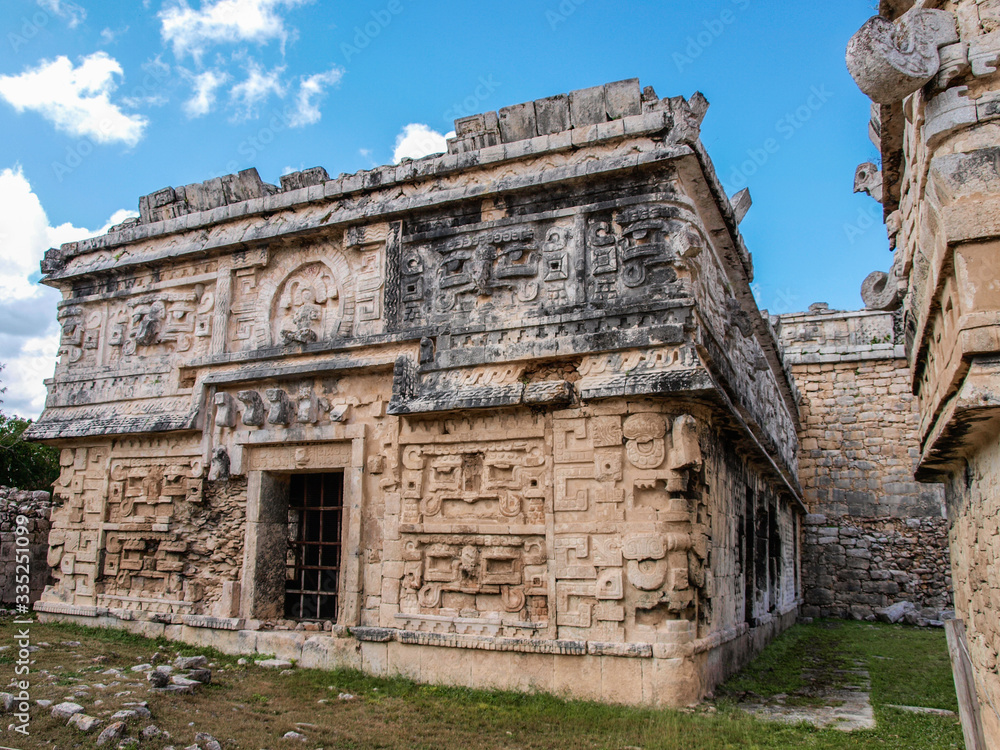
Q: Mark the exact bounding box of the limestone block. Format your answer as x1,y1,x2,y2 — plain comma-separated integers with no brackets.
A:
569,86,607,128
280,167,329,192
68,713,102,732
497,101,537,142
360,641,388,675
255,631,305,662
535,95,570,135
52,702,85,719
465,649,512,691
604,79,642,120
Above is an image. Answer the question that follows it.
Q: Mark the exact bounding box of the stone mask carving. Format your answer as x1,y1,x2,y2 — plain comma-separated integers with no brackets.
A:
623,413,667,469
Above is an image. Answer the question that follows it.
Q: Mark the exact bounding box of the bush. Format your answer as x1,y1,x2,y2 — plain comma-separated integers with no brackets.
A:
0,412,59,491
0,364,59,492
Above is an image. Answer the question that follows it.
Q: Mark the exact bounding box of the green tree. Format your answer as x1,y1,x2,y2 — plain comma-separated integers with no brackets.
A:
0,364,59,491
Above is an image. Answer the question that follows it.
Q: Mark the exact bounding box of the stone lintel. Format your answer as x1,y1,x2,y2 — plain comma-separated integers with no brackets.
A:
916,355,1000,482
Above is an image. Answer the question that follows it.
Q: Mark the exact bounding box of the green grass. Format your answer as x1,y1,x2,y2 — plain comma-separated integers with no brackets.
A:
0,618,965,749
717,620,959,714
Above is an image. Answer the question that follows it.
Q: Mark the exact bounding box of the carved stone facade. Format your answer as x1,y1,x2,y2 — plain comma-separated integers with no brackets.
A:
848,1,1000,743
28,79,803,706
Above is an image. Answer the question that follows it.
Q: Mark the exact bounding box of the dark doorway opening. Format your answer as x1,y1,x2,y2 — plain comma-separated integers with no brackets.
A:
284,472,344,621
743,483,755,627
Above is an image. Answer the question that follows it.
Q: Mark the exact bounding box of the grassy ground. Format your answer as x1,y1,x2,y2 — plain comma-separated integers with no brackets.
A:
0,618,965,750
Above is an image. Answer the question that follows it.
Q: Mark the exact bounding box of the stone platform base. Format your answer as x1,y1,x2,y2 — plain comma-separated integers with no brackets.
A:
36,604,798,706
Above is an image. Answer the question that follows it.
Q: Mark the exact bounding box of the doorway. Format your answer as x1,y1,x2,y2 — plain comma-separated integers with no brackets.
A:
284,472,345,621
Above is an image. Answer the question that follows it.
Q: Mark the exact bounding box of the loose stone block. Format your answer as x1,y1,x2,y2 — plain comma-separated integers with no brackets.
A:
534,95,570,135
604,78,642,119
569,86,607,128
497,101,537,142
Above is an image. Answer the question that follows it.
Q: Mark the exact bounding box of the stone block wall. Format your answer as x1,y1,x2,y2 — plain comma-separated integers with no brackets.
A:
0,488,54,606
802,514,951,620
945,437,1000,741
776,308,950,617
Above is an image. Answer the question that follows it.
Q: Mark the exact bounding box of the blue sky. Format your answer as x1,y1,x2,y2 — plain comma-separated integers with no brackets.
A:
0,0,888,417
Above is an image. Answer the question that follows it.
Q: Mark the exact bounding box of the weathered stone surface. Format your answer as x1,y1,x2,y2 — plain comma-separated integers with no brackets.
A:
847,9,958,103
848,3,1000,744
147,670,169,688
257,659,293,670
777,308,951,618
96,721,126,747
187,668,212,684
174,655,208,670
51,701,85,719
877,601,915,624
28,78,804,711
72,714,103,732
0,488,53,607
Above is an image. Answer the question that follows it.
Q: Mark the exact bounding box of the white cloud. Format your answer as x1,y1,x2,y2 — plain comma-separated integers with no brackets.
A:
0,52,148,147
37,0,87,28
159,0,312,60
1,331,60,420
288,66,342,128
100,26,128,44
183,68,229,117
0,166,135,418
228,59,285,120
392,123,455,163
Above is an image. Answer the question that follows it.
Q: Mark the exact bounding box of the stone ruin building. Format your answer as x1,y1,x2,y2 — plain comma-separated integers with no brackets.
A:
23,26,993,714
26,79,805,706
847,0,1000,743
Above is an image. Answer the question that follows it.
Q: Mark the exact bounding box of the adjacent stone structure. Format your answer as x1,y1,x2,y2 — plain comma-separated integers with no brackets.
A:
800,515,951,622
0,488,54,607
25,80,804,706
848,1,1000,742
774,307,950,620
